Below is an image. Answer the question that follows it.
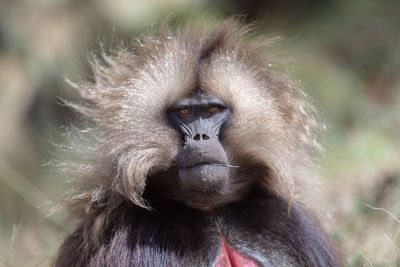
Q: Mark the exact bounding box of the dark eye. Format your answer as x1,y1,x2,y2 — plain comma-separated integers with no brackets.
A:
177,107,192,117
208,106,219,114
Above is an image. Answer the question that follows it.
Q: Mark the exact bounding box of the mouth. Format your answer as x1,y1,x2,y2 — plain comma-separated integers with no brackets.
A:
191,202,215,210
180,161,222,169
179,161,236,169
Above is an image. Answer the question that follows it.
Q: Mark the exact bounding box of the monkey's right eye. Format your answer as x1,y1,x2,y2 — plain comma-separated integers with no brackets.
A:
177,107,192,118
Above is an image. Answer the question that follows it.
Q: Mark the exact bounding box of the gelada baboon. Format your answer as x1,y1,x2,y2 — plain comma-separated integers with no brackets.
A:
55,19,342,266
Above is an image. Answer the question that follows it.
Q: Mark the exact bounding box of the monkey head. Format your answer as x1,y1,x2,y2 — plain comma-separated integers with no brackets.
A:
66,20,319,214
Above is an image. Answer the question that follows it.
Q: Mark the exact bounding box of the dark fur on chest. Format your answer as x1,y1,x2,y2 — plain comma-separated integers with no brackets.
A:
55,188,340,267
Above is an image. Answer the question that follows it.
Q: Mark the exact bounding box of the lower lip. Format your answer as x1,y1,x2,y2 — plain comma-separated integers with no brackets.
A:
192,203,214,210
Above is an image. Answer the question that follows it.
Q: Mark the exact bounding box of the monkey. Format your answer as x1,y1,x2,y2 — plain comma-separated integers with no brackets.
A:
54,19,342,266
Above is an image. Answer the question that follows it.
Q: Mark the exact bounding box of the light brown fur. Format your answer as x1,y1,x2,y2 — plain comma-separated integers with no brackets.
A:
64,18,320,221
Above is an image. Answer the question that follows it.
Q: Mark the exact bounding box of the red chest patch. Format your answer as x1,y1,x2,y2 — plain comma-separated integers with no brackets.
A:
214,236,261,267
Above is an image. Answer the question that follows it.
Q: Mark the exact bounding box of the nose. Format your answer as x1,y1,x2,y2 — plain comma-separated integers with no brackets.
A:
193,133,210,141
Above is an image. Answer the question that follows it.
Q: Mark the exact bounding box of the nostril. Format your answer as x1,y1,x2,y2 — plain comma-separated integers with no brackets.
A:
181,134,187,142
194,134,200,140
202,134,209,140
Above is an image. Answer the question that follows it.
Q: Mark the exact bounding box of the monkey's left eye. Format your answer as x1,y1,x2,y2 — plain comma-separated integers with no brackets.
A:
208,106,220,114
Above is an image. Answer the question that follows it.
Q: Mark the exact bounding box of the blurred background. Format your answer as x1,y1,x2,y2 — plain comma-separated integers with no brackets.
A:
0,0,399,266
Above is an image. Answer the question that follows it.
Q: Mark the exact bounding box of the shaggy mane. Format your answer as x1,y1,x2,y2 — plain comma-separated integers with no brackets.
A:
62,18,321,218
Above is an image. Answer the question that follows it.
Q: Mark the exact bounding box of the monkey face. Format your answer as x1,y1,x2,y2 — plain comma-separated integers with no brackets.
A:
164,90,234,209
